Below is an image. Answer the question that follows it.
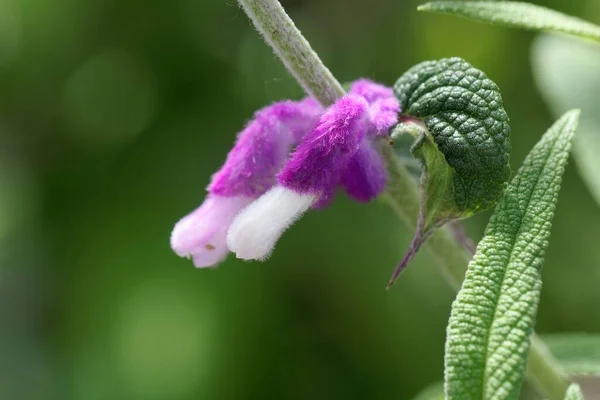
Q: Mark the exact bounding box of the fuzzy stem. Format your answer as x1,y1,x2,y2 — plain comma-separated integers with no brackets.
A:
237,0,570,398
237,0,344,106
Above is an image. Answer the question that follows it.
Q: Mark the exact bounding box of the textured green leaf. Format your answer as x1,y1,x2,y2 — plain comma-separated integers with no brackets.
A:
418,1,600,42
564,384,585,400
413,333,599,400
394,57,511,223
531,34,600,206
387,57,511,287
444,110,579,400
543,333,600,375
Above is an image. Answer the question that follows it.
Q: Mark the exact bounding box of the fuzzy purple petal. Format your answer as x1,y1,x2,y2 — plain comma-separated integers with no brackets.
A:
349,79,400,134
209,98,323,197
367,97,400,135
278,94,370,197
350,79,394,104
341,142,388,202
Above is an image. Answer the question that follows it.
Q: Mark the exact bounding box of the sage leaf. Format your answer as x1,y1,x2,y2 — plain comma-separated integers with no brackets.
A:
531,34,600,206
564,384,585,400
412,333,600,400
418,1,600,42
388,57,511,287
444,110,580,400
394,57,511,219
543,333,600,375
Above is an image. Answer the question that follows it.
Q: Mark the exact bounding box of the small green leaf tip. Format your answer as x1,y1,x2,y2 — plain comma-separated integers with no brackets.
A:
444,110,579,400
387,57,510,287
418,1,600,42
565,384,585,400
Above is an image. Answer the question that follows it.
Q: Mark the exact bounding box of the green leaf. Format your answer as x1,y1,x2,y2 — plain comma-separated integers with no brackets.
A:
410,127,458,230
387,57,510,287
444,110,580,400
413,333,599,400
394,57,511,221
543,333,600,375
531,34,600,206
564,384,585,400
418,1,600,42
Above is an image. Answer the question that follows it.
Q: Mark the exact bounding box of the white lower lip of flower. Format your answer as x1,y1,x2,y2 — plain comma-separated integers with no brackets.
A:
170,195,253,268
227,186,316,261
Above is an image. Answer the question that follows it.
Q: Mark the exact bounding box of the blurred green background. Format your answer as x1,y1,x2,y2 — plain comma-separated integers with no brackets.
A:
1,0,600,399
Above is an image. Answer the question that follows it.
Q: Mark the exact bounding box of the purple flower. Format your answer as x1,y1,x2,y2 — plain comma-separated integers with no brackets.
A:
227,80,400,261
170,97,323,267
172,79,400,267
209,97,323,197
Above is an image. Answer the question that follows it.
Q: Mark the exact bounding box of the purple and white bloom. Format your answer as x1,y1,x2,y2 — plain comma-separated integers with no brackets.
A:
227,80,400,261
171,97,323,267
172,79,400,267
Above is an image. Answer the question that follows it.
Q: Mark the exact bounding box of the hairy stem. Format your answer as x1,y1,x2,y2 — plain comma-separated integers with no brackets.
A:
237,0,570,398
237,0,344,106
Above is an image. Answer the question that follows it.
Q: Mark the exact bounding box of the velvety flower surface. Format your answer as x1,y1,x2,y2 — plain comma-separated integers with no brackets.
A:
228,80,400,261
171,98,323,267
278,93,372,200
209,98,323,197
170,195,253,267
172,79,400,267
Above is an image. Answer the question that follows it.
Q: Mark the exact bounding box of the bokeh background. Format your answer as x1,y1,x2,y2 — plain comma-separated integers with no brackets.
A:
1,0,600,399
